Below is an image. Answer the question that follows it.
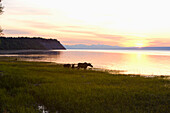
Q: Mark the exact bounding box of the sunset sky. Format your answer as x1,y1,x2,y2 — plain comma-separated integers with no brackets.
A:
1,0,170,47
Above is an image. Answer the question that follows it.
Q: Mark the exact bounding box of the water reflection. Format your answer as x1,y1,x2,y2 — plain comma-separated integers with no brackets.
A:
18,51,62,62
51,50,170,76
0,50,61,55
1,49,170,76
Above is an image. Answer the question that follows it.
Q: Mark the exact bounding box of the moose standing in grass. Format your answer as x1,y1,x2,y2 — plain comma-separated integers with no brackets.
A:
63,62,93,69
77,62,93,69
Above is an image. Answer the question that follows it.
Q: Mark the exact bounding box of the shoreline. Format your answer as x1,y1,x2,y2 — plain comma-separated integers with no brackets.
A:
0,57,169,113
1,56,170,78
1,49,170,76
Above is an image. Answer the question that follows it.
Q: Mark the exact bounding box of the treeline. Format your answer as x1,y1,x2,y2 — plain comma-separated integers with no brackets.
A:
0,37,66,50
0,36,59,41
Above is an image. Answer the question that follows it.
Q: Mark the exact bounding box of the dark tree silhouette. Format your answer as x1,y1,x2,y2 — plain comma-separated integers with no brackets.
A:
0,0,4,36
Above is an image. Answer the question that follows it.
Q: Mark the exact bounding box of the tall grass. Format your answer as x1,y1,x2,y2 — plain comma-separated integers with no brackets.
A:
0,57,169,113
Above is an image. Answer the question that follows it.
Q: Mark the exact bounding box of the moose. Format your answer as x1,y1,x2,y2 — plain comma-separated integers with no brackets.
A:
63,62,93,69
63,64,76,68
63,64,71,68
77,62,93,69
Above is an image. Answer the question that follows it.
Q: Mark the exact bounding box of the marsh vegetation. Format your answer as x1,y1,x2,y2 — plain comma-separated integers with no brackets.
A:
0,57,169,113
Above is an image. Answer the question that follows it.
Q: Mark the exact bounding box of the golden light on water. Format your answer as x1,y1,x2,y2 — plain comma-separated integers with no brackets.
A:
18,50,170,76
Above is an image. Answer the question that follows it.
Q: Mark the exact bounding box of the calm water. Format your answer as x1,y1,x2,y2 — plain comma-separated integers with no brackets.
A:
1,49,170,76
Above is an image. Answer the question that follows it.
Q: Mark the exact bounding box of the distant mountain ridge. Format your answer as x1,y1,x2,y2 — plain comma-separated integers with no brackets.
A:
65,44,120,49
65,44,170,50
0,37,66,50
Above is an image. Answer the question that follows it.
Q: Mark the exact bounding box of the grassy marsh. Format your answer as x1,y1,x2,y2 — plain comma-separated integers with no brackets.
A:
0,57,169,113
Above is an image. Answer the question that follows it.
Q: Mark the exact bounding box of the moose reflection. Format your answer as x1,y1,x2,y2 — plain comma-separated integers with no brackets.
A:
63,62,93,69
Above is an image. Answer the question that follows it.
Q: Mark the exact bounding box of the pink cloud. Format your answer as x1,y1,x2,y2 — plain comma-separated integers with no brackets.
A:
62,40,102,45
59,30,124,39
4,29,33,35
149,38,170,47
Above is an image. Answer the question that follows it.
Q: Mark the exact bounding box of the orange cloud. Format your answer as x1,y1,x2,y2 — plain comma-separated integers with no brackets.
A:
149,38,170,47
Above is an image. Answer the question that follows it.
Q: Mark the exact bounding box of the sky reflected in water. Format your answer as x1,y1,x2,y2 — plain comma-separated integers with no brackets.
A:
1,49,170,76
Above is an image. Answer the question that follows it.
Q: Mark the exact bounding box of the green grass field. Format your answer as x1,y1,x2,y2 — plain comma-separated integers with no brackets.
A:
0,57,169,113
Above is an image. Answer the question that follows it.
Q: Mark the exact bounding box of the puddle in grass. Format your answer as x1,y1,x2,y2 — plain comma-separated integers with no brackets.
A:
38,105,59,113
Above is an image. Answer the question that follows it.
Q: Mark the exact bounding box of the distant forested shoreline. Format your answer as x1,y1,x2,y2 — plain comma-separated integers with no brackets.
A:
65,44,170,50
0,37,66,50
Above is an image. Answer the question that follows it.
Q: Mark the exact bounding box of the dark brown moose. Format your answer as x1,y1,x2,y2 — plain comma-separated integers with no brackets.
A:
63,64,71,68
63,62,93,69
63,64,76,68
77,62,93,69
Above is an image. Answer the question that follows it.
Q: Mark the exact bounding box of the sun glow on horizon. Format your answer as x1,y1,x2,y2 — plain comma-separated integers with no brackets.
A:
135,42,145,48
2,0,170,46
